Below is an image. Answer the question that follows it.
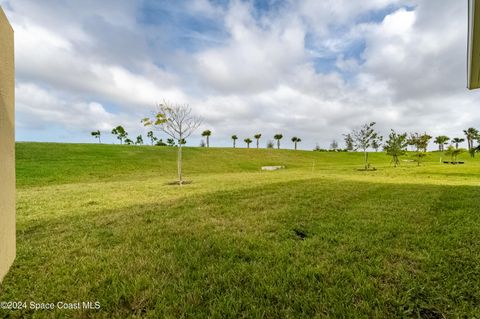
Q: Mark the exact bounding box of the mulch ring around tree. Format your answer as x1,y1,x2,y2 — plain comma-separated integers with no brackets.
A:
165,180,193,186
356,167,377,171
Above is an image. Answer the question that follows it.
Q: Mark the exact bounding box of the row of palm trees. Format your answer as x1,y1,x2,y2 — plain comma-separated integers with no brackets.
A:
205,128,479,152
96,126,479,154
433,128,479,155
201,130,302,149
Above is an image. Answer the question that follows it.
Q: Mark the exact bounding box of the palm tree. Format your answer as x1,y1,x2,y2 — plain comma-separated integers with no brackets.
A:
451,137,465,149
111,126,127,144
463,127,479,154
91,130,101,143
147,131,157,145
244,138,252,148
167,138,175,146
291,137,301,150
231,135,238,148
434,135,450,152
254,134,262,149
274,134,283,149
201,130,212,147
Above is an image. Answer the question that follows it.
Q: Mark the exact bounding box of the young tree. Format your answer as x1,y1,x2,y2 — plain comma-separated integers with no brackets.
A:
434,135,450,151
142,102,201,185
451,137,465,149
351,122,380,170
274,134,283,149
343,134,354,151
372,136,383,152
124,138,134,145
470,148,476,158
201,130,211,147
408,132,432,152
330,140,338,151
111,127,118,143
91,130,101,143
231,135,238,148
147,131,158,146
407,134,418,151
111,126,127,144
420,133,432,152
291,137,301,150
200,140,206,147
244,138,252,148
254,134,262,149
383,130,408,167
136,135,144,145
267,140,274,149
445,145,465,163
408,132,432,166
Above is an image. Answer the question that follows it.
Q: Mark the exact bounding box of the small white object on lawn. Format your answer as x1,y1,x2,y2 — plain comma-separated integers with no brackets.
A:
261,166,285,171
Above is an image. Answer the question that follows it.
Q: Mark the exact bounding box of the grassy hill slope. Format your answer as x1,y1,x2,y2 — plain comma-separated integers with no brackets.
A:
1,143,480,318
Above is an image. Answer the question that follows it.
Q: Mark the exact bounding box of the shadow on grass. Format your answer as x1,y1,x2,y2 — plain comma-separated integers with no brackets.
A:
2,178,480,318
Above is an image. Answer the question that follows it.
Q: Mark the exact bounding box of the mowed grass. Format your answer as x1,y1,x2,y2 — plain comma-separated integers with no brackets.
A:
1,142,480,318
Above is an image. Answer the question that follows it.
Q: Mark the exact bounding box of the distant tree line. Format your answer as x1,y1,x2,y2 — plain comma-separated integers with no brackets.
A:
89,105,479,183
338,123,479,169
90,121,480,163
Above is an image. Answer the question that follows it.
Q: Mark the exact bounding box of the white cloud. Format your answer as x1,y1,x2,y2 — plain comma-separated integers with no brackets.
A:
195,1,307,94
13,17,187,110
1,0,479,149
16,83,117,131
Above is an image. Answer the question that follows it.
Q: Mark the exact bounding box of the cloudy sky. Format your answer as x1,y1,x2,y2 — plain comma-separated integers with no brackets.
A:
1,0,479,149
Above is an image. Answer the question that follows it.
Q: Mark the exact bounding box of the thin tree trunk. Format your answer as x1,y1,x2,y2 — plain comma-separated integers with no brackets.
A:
233,140,236,148
207,136,209,148
277,140,280,149
256,140,259,149
178,139,183,185
364,150,368,170
295,142,297,150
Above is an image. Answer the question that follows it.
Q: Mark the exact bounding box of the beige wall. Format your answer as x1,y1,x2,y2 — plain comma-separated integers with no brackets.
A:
0,6,15,283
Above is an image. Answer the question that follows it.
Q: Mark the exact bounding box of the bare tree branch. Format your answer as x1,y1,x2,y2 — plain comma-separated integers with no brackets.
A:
143,101,202,184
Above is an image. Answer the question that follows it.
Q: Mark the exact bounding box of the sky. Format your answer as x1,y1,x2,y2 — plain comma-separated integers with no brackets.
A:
1,0,479,150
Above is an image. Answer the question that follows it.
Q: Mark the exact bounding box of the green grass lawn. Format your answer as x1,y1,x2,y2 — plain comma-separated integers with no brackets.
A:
1,142,480,318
